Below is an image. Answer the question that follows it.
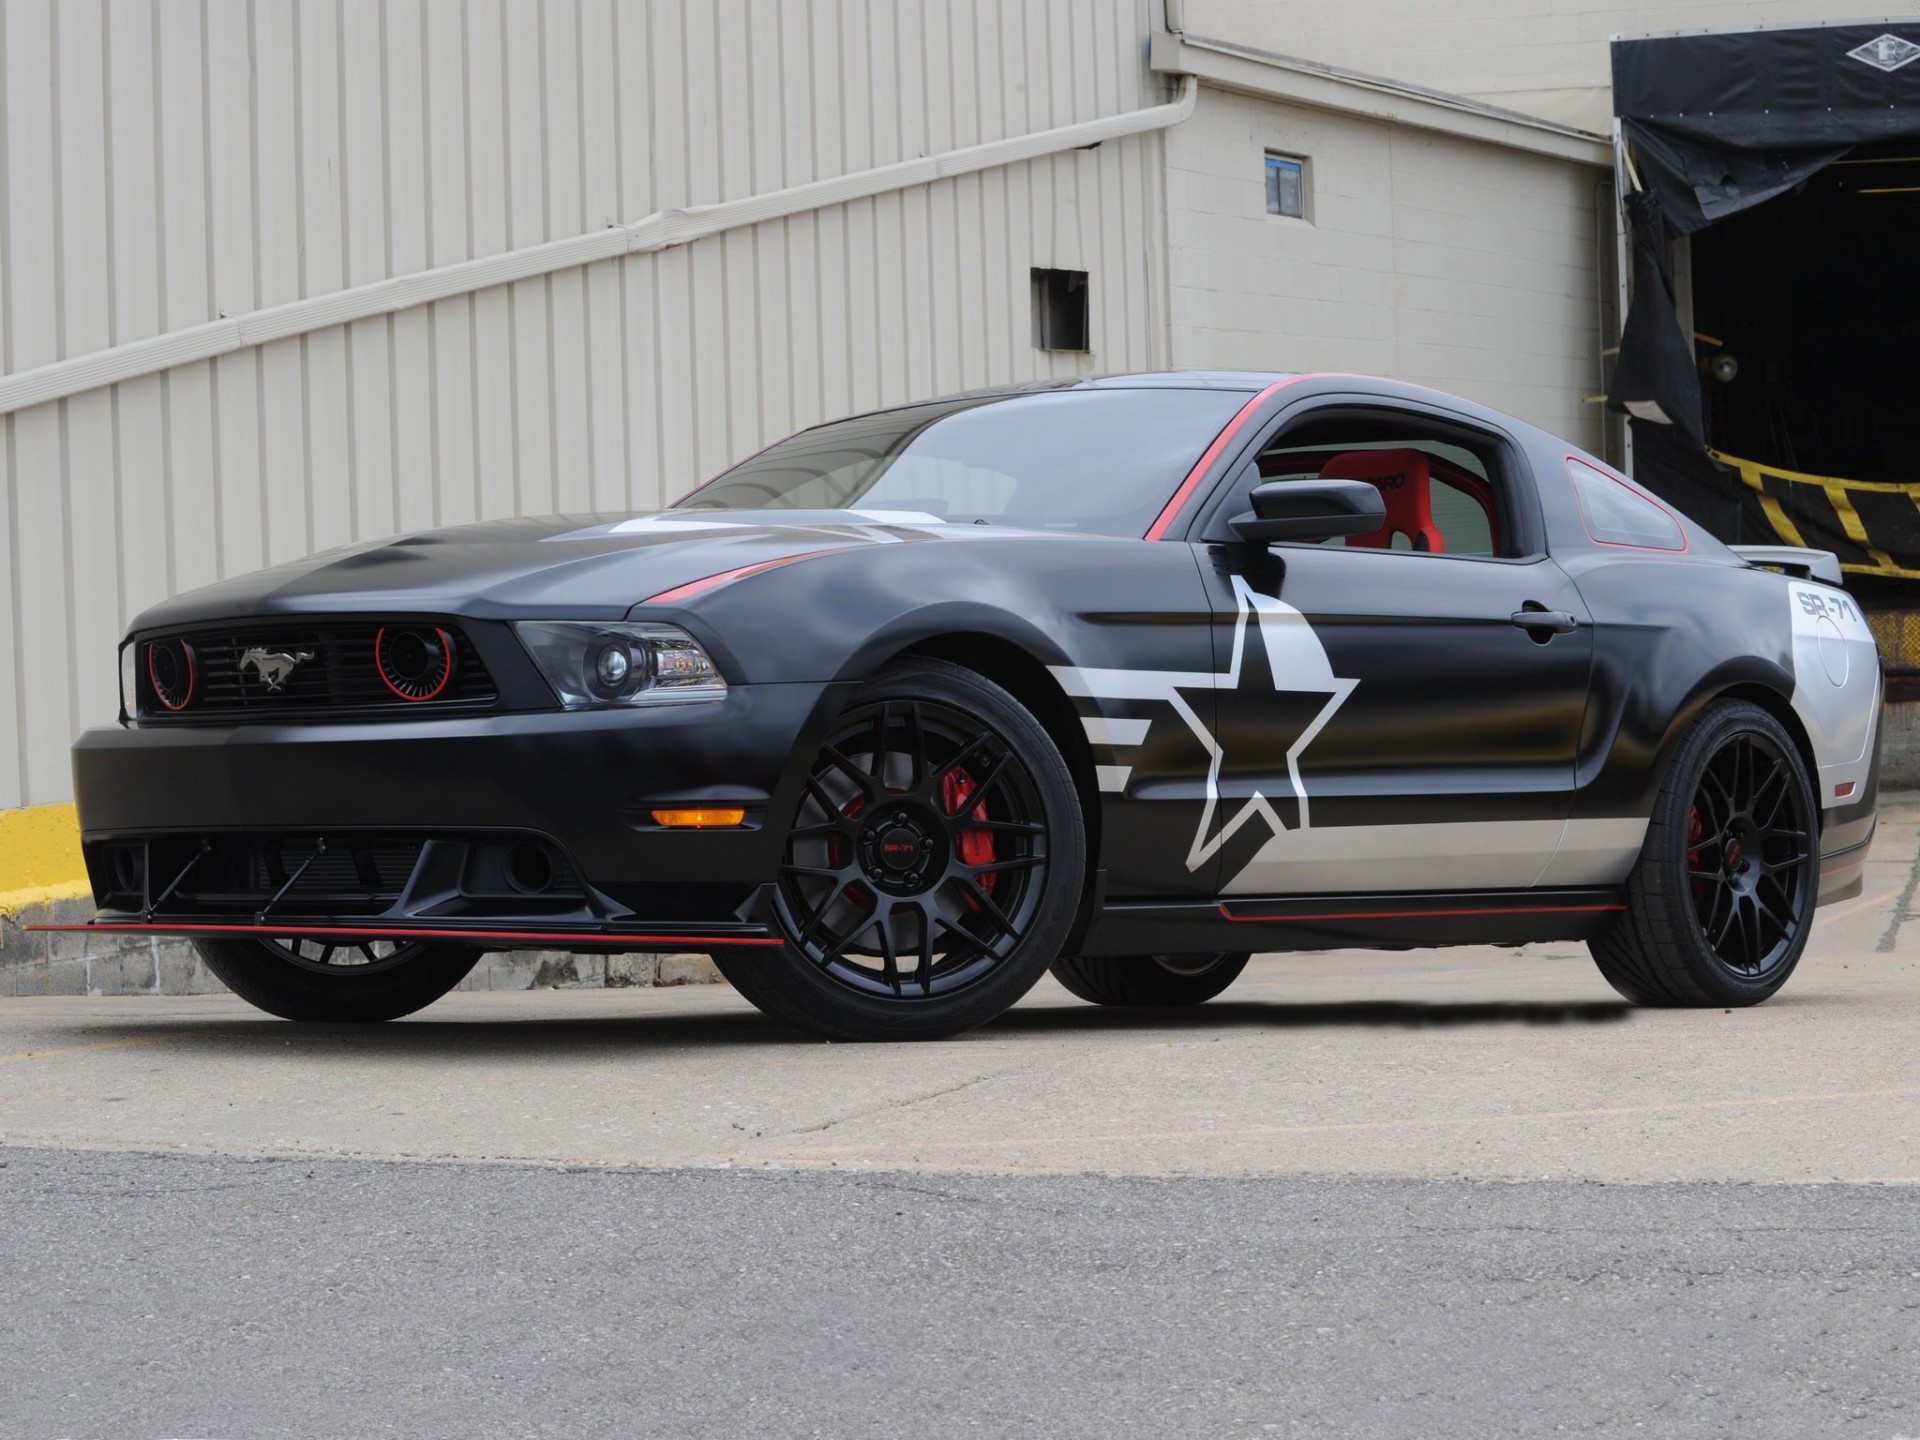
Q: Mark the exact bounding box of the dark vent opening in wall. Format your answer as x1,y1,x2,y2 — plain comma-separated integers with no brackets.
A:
1031,268,1090,353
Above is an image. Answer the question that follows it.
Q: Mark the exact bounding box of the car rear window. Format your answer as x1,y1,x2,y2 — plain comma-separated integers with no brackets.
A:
676,388,1252,537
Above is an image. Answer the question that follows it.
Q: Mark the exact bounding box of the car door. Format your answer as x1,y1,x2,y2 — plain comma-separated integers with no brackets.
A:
1187,400,1594,897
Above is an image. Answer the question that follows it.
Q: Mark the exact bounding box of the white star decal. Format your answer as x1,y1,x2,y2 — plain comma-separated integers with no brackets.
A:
1050,576,1358,875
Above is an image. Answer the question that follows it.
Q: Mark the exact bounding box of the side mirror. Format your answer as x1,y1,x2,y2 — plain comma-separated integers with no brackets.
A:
1229,479,1386,544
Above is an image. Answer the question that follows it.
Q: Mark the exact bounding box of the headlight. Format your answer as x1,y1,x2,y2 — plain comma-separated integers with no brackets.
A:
119,641,138,723
513,622,726,707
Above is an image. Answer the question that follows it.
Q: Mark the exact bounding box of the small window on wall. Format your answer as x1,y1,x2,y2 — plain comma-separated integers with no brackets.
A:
1264,153,1307,219
1031,268,1090,352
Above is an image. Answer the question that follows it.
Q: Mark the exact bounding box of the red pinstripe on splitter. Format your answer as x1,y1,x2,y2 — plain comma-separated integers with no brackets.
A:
1142,377,1304,541
24,921,786,947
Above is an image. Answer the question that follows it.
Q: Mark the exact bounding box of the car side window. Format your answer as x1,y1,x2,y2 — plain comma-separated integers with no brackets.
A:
1248,438,1504,557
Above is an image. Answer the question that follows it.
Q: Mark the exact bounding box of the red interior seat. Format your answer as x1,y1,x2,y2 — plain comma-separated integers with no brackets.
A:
1318,448,1441,552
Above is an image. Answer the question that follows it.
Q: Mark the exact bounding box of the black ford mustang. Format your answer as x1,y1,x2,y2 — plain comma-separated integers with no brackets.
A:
51,372,1882,1039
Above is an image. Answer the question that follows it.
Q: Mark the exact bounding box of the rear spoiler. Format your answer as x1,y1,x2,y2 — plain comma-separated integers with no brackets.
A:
1729,545,1843,586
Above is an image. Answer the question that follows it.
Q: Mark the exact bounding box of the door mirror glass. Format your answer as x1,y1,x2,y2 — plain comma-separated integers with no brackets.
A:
1230,479,1386,543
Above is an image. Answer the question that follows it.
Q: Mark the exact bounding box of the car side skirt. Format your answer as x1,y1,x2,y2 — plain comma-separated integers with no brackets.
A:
1076,888,1627,955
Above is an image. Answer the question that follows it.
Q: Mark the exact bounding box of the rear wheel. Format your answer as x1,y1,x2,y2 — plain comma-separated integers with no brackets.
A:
1050,952,1251,1007
1590,699,1818,1007
195,936,482,1022
710,660,1086,1040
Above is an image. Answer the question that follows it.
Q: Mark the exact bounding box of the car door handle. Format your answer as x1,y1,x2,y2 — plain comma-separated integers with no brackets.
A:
1510,608,1579,635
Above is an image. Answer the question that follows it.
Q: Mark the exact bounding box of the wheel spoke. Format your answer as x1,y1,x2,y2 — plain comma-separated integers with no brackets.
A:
868,704,890,782
1751,760,1789,828
1698,763,1735,823
877,910,903,996
1756,873,1796,936
813,894,880,970
789,821,853,841
957,876,1018,936
944,750,1011,815
912,901,937,994
929,731,994,792
802,771,845,821
957,817,1045,837
905,702,929,792
819,743,884,803
968,854,1045,876
782,864,849,882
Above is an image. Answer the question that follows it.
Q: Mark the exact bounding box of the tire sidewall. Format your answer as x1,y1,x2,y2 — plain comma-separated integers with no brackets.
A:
196,937,483,1022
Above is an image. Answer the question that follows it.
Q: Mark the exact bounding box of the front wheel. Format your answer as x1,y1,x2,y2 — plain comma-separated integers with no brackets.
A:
195,936,483,1021
711,659,1086,1040
1050,952,1250,1007
1590,699,1818,1007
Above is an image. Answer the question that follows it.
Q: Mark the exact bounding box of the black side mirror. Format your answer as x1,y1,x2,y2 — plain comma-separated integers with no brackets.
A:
1229,479,1386,544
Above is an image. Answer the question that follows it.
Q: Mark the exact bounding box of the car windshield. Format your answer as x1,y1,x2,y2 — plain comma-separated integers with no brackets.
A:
674,387,1253,536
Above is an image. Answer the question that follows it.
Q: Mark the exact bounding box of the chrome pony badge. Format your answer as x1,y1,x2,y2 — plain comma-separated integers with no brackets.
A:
1846,34,1920,73
241,646,316,691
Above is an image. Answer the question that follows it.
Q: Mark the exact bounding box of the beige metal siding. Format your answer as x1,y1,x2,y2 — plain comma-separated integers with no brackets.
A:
0,0,1170,808
1166,86,1603,450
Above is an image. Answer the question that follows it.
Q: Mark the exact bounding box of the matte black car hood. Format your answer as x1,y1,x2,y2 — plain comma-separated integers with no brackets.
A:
127,510,993,631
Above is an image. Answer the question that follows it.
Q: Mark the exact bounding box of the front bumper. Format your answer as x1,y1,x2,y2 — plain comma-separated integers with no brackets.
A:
67,680,852,941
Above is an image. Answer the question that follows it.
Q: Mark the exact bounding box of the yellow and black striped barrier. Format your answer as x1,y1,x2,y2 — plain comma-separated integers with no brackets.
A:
1711,448,1920,583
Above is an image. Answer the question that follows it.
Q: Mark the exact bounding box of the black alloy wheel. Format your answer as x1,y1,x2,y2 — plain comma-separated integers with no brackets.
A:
711,660,1085,1040
1682,730,1814,979
1591,699,1818,1007
194,936,483,1022
1050,951,1251,1007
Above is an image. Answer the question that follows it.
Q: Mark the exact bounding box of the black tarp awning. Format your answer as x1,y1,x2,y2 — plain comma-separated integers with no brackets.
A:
1614,22,1920,234
1608,22,1920,575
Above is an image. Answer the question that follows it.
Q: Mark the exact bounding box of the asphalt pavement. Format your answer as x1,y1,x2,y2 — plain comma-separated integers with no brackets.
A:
2,795,1916,1437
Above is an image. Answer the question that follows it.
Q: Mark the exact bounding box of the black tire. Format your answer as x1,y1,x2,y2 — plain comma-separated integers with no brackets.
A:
1050,952,1250,1007
1590,699,1818,1008
195,936,483,1022
710,659,1086,1040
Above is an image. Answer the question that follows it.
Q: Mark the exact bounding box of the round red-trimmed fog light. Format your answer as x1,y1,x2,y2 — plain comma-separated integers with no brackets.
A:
145,638,196,711
375,625,456,701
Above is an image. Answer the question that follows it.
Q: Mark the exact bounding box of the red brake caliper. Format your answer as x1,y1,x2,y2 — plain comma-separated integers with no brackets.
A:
941,767,997,903
1687,804,1705,893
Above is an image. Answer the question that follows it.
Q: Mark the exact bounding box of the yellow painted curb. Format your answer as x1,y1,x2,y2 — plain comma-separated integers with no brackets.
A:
0,803,88,908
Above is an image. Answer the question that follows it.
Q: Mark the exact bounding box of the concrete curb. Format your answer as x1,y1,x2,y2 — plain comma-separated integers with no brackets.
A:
0,894,723,997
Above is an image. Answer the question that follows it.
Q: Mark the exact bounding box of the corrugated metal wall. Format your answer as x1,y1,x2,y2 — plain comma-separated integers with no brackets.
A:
0,0,1172,808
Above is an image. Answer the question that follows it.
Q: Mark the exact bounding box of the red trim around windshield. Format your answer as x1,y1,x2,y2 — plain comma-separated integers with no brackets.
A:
1143,378,1302,540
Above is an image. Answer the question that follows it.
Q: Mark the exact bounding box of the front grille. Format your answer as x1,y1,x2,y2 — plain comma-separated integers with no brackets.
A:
140,620,496,720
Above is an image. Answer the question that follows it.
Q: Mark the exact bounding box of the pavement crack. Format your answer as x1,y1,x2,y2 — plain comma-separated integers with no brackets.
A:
1875,823,1920,954
785,1069,1016,1136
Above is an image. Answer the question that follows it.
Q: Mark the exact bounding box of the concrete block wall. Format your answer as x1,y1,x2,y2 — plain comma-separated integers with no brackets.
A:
0,893,722,999
1166,86,1604,453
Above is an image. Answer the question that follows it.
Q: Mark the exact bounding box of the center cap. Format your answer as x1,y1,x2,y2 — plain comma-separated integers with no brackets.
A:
877,825,922,872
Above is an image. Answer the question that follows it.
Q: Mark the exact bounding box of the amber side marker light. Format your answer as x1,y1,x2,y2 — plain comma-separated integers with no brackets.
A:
651,808,748,829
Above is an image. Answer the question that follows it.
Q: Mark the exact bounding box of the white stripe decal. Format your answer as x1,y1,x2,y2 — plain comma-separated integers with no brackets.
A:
1081,716,1153,747
1094,766,1133,793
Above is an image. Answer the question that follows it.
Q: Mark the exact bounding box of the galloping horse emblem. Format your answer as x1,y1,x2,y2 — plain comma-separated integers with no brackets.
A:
240,646,316,691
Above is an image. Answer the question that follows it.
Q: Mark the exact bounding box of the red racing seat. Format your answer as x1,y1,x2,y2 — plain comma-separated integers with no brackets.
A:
1318,448,1442,553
